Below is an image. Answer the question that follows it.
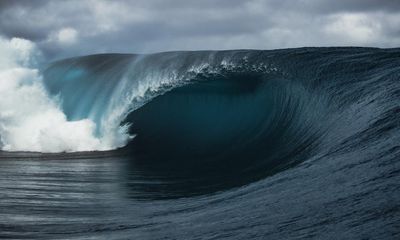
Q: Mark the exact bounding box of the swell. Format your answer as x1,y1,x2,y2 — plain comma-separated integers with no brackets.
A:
38,48,400,198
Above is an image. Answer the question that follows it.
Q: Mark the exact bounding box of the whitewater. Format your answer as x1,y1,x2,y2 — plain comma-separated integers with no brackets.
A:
0,38,129,152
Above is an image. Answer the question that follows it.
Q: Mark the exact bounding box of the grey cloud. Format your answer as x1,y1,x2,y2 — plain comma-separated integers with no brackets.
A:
0,0,399,61
309,0,400,13
262,0,400,14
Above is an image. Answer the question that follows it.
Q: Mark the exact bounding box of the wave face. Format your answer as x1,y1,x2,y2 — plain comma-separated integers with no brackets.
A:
40,48,400,197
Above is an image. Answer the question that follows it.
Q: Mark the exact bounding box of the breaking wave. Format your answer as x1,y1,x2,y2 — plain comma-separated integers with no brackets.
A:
1,39,400,196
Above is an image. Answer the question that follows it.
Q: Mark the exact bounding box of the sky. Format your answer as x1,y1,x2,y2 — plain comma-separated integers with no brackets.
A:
0,0,399,61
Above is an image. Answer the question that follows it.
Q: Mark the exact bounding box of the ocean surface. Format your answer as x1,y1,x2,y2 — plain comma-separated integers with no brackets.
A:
1,48,400,239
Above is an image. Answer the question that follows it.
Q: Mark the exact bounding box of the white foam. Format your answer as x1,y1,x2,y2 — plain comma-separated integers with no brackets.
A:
0,37,127,152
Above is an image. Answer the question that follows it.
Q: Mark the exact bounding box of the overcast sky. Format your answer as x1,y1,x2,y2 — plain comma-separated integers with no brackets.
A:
0,0,399,61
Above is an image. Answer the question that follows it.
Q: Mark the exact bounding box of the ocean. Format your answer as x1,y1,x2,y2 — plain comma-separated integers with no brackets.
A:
1,48,399,239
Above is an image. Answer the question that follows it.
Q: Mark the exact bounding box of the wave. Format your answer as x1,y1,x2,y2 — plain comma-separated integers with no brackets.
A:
1,41,400,239
2,41,400,196
36,47,400,197
41,48,400,156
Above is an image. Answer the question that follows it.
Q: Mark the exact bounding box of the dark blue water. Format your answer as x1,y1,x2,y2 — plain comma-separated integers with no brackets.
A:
1,48,400,239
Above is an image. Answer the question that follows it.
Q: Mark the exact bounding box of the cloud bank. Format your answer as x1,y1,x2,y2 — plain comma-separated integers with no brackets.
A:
0,0,399,60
